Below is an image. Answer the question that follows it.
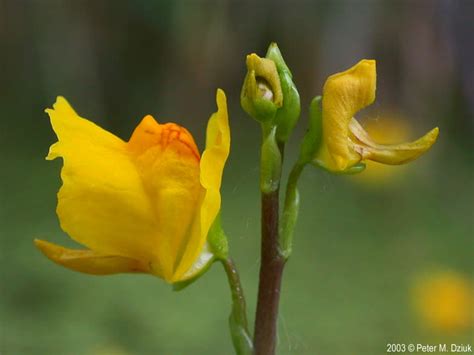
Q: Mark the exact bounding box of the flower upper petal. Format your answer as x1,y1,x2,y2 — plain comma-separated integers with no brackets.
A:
201,89,230,191
46,97,160,264
316,60,376,171
201,89,230,236
127,117,202,281
172,89,230,280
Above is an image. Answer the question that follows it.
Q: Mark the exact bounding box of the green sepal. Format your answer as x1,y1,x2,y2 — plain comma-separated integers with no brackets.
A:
266,43,301,143
265,42,292,74
172,258,216,292
207,212,229,260
337,162,366,174
260,125,282,194
299,96,323,164
312,161,366,175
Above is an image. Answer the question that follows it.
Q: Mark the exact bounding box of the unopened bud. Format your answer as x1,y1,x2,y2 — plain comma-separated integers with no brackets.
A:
241,53,283,123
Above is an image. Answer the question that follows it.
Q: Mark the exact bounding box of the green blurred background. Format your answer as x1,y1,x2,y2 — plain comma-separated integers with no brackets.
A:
1,1,473,354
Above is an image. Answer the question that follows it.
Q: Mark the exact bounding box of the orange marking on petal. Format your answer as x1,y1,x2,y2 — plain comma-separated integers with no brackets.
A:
128,115,200,161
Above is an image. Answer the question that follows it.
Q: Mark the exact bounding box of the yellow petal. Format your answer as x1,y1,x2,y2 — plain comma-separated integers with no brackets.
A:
351,115,412,184
245,54,283,106
201,89,230,234
349,118,439,164
46,97,160,266
35,239,148,275
127,117,202,281
172,89,230,280
316,60,376,171
201,89,230,191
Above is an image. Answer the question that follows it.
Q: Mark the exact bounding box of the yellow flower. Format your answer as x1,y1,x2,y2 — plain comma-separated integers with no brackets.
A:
313,60,439,173
412,270,474,333
35,89,230,284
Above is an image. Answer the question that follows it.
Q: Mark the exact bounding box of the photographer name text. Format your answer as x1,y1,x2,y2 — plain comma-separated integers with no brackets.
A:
387,343,472,353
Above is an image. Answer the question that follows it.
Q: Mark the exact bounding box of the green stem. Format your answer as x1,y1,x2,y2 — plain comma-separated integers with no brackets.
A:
279,162,305,259
221,258,253,355
254,138,285,355
260,125,282,194
254,189,285,355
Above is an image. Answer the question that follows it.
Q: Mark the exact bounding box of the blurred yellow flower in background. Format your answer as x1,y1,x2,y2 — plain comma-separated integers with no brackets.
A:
313,59,439,173
35,89,230,284
412,270,474,333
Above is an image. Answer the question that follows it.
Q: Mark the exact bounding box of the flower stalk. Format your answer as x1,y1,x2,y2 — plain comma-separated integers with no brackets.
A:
254,125,287,355
221,258,253,355
254,185,286,355
279,161,305,259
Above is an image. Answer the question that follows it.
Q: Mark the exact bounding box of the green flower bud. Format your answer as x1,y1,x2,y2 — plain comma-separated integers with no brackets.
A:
265,43,301,143
241,54,283,123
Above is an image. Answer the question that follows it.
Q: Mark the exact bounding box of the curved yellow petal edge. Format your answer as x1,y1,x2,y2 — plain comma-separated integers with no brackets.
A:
35,239,149,275
313,59,439,172
172,89,231,280
37,90,230,284
45,97,157,265
349,117,439,165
